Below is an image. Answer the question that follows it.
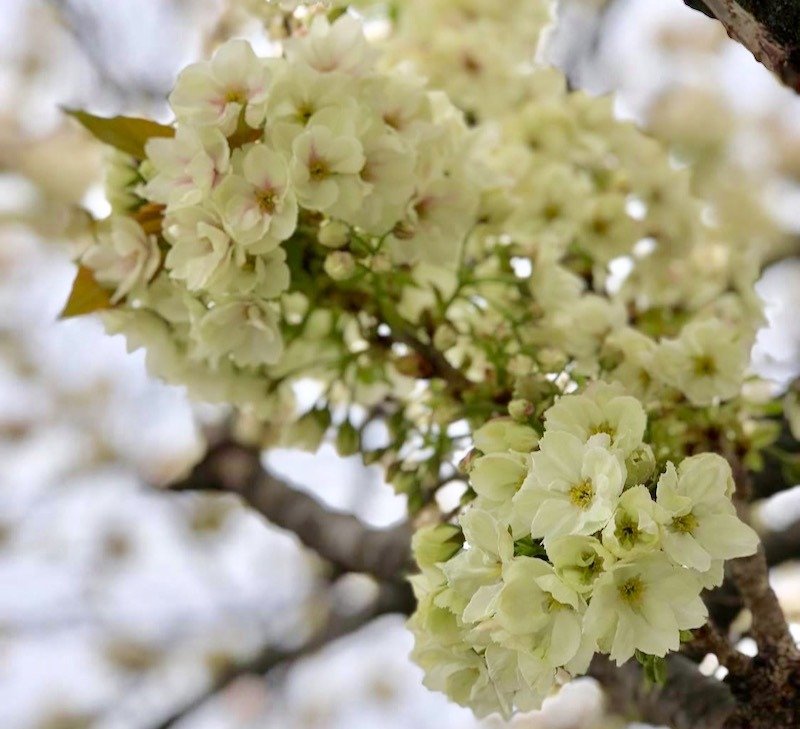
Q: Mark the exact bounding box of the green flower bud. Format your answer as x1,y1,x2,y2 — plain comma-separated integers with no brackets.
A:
473,417,538,453
324,251,357,281
508,398,534,422
318,220,350,248
624,443,656,487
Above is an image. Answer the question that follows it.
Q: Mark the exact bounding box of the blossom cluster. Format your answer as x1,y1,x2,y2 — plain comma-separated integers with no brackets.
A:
64,4,781,719
409,384,759,717
78,14,479,419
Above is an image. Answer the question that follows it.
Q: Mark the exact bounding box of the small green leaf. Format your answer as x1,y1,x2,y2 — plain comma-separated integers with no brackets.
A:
60,265,113,319
335,420,360,457
513,536,547,558
679,630,695,643
64,109,174,158
634,650,668,686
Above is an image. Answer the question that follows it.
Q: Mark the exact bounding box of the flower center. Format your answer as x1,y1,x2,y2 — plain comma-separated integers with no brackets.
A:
618,576,645,606
255,188,277,214
671,512,699,534
616,515,640,549
225,88,247,105
308,156,331,181
590,420,615,437
569,479,594,510
693,354,717,376
296,103,314,124
577,551,604,585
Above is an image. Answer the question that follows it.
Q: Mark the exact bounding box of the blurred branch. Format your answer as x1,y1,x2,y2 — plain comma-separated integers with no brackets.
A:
167,440,783,728
751,417,799,500
588,653,736,729
683,0,800,92
169,440,413,581
153,579,413,729
46,0,168,101
761,517,800,565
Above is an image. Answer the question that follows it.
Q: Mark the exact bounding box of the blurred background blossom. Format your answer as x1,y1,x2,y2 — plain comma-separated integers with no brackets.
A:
0,1,798,727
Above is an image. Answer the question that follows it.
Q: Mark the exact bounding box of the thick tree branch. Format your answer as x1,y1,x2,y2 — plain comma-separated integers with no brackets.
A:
169,441,412,581
684,0,800,92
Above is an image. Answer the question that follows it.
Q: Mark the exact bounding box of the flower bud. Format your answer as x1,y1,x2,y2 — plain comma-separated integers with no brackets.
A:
508,398,534,422
457,448,480,474
324,251,357,281
318,220,350,248
473,417,538,453
392,220,416,240
624,443,656,488
369,251,392,273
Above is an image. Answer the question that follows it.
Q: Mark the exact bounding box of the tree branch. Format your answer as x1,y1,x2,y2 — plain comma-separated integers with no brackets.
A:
168,441,412,582
167,440,800,726
683,0,800,92
588,653,736,729
153,580,413,729
727,545,797,655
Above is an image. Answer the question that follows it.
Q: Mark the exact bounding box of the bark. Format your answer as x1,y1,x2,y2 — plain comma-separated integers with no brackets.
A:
684,0,800,92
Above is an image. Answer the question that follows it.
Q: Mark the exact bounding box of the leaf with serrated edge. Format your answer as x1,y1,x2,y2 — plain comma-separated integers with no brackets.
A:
64,109,174,158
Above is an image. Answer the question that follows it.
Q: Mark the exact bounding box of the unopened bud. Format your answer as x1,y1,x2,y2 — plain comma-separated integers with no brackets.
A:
370,251,392,273
318,220,350,248
324,251,357,281
392,220,416,240
458,448,480,474
624,444,656,488
508,398,535,422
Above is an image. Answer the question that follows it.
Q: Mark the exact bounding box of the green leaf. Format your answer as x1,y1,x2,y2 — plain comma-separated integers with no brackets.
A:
634,650,668,686
679,630,695,643
64,109,174,158
60,265,113,319
513,536,546,558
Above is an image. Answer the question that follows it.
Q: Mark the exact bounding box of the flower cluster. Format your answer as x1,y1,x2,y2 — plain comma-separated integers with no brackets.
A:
77,13,479,419
63,4,783,720
409,384,759,717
